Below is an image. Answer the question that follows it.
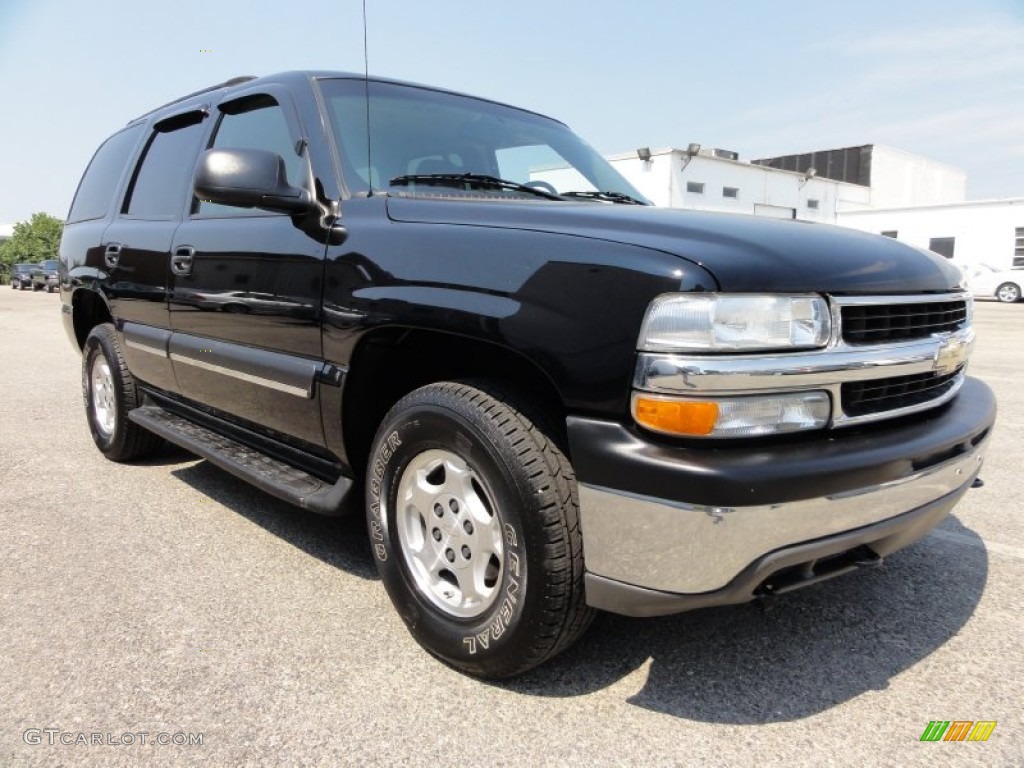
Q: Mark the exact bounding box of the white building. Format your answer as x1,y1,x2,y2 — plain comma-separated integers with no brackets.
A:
591,143,966,225
602,146,868,223
838,199,1024,272
587,142,1020,276
752,144,966,209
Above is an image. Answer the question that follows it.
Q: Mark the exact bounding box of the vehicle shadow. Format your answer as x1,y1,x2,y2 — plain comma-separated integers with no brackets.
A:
128,441,201,467
169,458,378,582
500,516,988,723
158,453,989,720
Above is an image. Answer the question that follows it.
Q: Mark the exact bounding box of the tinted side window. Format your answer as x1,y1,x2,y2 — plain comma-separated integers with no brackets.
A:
124,114,207,218
197,99,302,216
67,124,144,223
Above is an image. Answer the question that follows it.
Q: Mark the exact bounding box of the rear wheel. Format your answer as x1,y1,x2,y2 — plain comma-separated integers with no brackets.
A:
366,381,593,678
82,323,162,461
996,282,1021,303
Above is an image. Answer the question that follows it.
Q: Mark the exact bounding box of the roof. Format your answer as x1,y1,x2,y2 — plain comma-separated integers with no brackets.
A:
129,70,559,126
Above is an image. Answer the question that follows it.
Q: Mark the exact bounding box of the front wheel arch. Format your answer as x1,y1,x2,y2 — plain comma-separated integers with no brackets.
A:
342,328,569,481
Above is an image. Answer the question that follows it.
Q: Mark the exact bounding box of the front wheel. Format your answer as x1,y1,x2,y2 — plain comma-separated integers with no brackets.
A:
82,323,162,461
996,282,1021,303
366,381,593,678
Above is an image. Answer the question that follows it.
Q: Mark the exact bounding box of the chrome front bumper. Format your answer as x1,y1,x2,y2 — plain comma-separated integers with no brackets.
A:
579,441,985,597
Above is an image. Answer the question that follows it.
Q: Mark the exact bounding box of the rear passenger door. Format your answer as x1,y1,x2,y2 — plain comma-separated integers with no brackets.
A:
102,110,210,392
167,89,328,449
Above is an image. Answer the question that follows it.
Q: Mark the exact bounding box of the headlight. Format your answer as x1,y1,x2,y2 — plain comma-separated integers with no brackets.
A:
632,391,831,438
638,294,831,352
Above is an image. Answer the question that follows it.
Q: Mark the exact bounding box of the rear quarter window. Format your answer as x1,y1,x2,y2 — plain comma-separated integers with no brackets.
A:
67,124,144,223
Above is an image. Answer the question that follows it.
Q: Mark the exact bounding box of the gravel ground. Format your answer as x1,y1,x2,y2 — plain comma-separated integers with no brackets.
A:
1,287,1021,767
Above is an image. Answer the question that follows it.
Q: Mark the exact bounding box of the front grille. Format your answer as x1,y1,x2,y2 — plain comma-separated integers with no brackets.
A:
842,368,962,417
841,300,967,344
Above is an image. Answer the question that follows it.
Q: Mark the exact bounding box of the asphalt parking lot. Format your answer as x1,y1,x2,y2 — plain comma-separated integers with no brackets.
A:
1,287,1021,767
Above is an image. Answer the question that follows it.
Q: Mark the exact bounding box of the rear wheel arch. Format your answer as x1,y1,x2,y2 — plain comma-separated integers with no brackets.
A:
71,288,114,350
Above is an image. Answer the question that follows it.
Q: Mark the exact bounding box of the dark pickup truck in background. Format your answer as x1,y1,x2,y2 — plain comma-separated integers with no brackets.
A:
31,259,60,292
11,263,37,290
59,71,995,678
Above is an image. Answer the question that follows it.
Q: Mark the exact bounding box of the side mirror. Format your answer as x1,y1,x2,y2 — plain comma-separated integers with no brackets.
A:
194,148,312,214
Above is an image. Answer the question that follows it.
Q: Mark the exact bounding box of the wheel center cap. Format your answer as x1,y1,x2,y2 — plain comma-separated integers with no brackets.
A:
433,494,472,571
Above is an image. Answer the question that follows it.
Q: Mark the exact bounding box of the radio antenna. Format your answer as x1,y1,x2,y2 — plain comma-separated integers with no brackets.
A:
362,0,373,197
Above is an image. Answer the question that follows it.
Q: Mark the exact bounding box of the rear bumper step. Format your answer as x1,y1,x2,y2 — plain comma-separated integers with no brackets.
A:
129,405,353,515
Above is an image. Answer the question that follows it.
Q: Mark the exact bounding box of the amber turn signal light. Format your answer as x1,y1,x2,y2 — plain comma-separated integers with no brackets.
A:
632,396,719,436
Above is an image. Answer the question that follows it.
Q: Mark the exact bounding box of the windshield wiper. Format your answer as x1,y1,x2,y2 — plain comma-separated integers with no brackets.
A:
389,173,563,200
561,190,647,205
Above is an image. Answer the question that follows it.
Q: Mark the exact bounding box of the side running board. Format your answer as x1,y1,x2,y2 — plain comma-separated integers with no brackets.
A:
128,405,354,516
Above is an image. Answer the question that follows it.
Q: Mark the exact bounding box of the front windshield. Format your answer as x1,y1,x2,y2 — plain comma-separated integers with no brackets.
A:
318,78,646,202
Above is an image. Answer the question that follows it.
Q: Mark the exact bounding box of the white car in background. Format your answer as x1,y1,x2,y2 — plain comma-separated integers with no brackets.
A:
962,264,1023,303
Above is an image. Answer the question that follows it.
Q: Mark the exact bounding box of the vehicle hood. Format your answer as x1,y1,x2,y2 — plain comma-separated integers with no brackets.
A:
386,198,963,294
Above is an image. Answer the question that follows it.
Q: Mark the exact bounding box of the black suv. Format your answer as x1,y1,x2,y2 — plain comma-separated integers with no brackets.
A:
11,263,37,290
60,71,995,678
31,259,60,292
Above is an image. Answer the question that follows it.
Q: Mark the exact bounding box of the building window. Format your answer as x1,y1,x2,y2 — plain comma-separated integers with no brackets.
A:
686,181,705,194
723,186,739,199
807,199,820,210
929,237,956,259
881,230,898,238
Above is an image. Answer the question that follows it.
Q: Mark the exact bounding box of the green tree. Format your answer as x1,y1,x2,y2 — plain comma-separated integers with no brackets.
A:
0,212,64,275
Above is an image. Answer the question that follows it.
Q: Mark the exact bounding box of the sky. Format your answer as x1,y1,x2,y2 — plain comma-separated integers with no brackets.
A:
1,0,1022,225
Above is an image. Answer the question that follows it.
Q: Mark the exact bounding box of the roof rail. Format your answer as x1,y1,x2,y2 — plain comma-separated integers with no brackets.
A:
130,75,257,124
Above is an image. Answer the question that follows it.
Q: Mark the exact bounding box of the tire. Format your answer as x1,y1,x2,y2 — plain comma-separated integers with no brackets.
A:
996,282,1021,303
10,281,15,290
366,381,593,678
47,284,55,293
82,323,162,461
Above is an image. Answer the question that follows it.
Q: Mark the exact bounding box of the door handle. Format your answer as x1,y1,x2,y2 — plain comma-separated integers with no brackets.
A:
171,246,195,276
104,243,122,269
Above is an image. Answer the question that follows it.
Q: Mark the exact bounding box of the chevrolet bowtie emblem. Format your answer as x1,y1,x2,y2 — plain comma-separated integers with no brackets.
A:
935,335,968,376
